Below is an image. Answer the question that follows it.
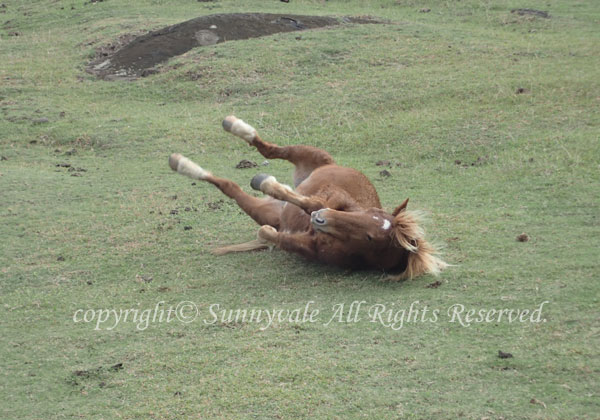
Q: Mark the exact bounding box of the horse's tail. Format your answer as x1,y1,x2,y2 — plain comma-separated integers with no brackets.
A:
212,239,271,256
390,210,448,281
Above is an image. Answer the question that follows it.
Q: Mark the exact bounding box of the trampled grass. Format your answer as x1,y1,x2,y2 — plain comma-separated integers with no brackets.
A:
1,0,598,418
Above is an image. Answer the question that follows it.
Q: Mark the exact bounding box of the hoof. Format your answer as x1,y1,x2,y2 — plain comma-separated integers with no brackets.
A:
251,173,273,191
169,153,211,180
169,153,183,171
258,225,278,242
222,115,256,142
222,115,236,133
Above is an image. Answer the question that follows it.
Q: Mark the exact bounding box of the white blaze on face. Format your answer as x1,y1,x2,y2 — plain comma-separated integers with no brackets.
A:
382,219,391,231
373,215,391,231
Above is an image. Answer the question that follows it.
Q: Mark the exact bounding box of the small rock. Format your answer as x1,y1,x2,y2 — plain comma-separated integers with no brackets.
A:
137,275,153,284
261,160,269,166
379,169,391,178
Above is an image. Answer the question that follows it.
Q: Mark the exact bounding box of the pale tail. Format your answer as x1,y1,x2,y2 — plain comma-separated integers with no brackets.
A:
212,239,271,256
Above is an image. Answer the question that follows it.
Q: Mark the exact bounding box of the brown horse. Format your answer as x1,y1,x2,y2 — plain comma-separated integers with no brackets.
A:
169,116,446,280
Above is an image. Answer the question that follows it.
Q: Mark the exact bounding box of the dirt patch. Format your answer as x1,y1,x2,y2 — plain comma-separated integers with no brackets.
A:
511,9,550,19
207,199,225,211
87,13,380,80
426,280,442,289
235,159,257,169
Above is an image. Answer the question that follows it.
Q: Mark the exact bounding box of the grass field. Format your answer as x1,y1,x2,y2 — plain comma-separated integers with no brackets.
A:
1,0,599,418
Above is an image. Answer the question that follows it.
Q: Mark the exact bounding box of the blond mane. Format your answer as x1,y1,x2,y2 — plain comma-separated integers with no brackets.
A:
390,210,447,281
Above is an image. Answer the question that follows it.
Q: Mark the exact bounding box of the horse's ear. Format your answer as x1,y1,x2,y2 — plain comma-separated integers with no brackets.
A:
392,198,409,216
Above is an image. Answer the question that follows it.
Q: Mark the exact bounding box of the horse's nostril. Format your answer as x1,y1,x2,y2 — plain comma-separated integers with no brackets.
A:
315,217,326,225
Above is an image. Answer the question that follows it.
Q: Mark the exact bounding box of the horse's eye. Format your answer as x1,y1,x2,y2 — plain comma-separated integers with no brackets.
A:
366,234,373,241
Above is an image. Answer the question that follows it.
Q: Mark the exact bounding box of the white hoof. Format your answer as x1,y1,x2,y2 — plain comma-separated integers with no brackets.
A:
222,115,257,143
168,153,211,180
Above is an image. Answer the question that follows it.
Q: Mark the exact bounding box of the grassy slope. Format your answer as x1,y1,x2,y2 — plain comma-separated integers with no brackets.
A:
1,0,598,418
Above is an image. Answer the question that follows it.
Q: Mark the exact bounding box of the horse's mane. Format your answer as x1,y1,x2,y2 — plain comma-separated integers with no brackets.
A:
390,210,447,281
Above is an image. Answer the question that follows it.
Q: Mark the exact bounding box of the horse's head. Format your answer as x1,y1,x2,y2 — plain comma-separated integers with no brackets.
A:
310,199,446,279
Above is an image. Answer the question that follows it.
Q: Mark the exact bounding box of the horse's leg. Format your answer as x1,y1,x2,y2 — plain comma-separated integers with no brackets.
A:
258,226,317,260
249,174,327,214
247,173,356,216
169,154,282,228
222,116,334,186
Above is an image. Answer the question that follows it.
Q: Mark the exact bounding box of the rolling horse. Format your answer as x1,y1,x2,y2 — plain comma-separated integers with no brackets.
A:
169,116,447,280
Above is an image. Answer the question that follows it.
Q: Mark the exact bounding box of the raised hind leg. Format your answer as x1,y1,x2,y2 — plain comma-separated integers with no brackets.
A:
169,153,282,229
222,115,334,187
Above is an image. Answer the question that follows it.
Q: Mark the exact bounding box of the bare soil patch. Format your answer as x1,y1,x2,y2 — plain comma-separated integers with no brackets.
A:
88,13,379,80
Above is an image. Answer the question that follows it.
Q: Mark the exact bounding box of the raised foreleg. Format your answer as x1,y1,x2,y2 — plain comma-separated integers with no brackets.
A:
248,173,358,217
250,174,327,215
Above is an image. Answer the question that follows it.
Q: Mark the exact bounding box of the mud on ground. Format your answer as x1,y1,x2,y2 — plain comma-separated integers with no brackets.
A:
87,13,379,80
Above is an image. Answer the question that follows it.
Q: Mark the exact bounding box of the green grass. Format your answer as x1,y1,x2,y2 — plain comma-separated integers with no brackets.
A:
1,0,599,418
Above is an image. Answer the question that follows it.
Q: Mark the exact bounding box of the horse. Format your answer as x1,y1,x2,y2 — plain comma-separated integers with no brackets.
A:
168,116,447,280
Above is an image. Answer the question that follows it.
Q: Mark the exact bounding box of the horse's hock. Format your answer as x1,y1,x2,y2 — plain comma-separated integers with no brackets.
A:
87,13,380,80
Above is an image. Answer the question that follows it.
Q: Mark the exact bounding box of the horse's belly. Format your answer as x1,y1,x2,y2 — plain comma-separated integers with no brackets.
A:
280,202,310,233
